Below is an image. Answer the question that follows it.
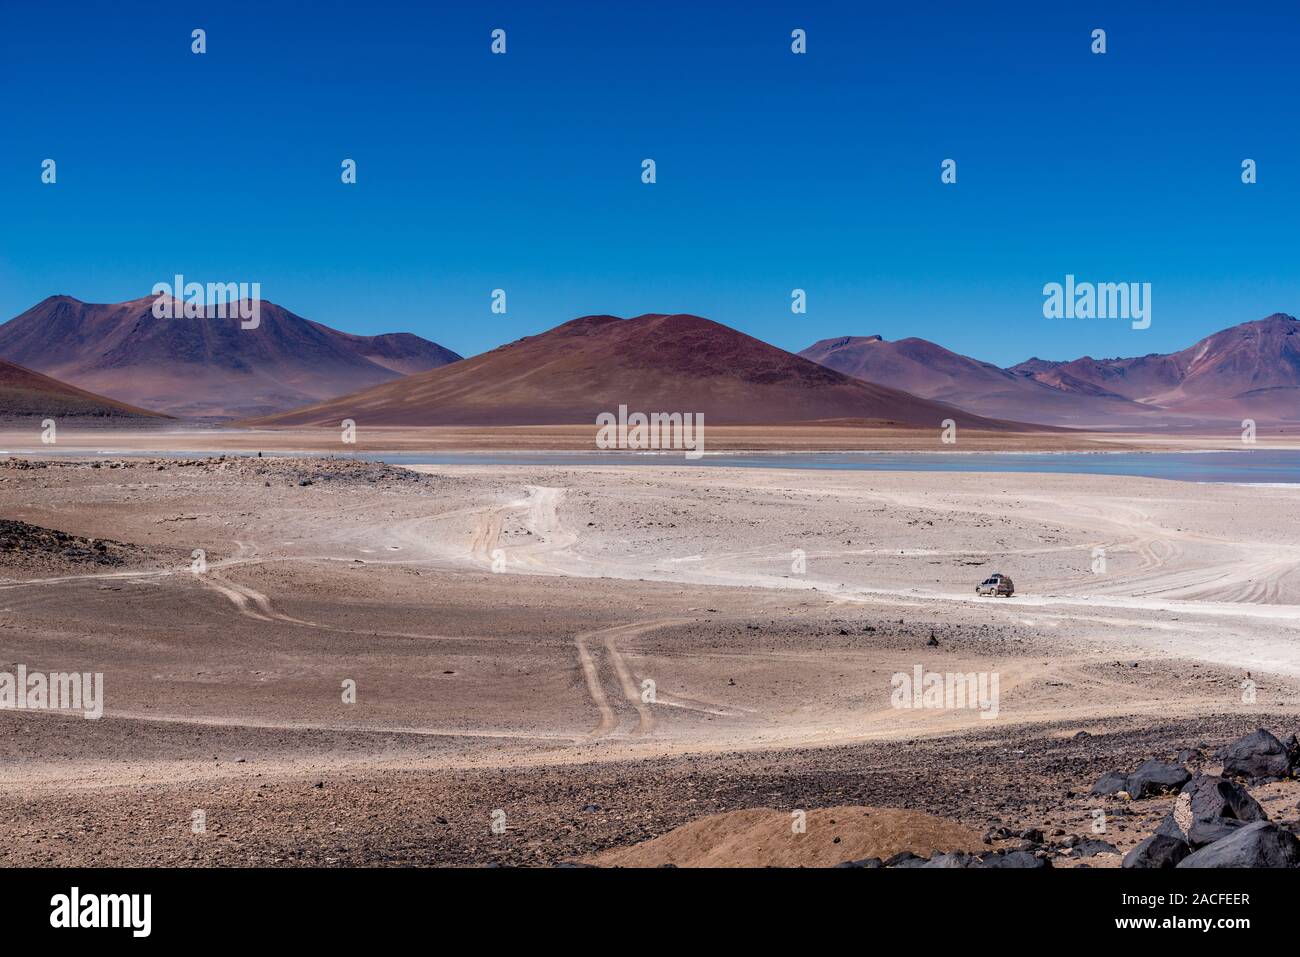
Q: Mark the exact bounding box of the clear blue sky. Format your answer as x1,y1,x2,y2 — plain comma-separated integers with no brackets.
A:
2,1,1298,366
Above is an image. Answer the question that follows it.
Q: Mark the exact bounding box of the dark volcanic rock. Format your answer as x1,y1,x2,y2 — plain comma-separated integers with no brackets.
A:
1177,822,1300,868
1155,774,1267,848
1071,839,1118,858
1126,759,1190,799
918,851,976,868
1090,771,1131,796
1221,729,1296,782
885,849,1051,869
978,850,1052,868
0,519,142,569
1123,834,1192,869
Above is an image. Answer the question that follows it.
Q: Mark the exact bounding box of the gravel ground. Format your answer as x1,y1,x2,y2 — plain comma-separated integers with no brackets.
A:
2,714,1296,867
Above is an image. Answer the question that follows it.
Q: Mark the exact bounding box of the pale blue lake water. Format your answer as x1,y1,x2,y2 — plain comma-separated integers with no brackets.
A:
375,450,1300,484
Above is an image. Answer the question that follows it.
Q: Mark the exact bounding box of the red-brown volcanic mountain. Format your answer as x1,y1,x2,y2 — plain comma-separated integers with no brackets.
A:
1009,313,1300,423
799,335,1156,428
0,357,166,419
246,313,1028,429
0,295,462,419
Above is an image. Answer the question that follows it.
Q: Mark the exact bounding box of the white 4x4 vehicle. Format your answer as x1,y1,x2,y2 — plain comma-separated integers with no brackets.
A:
976,573,1014,597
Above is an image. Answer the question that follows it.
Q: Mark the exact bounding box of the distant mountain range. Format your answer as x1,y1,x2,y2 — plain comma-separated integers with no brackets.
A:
2,294,1296,431
798,335,1157,428
245,313,1021,429
802,313,1300,428
0,295,462,418
0,356,166,419
1006,314,1300,423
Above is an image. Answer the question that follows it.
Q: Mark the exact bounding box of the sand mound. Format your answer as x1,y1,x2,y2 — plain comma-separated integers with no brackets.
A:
589,806,984,868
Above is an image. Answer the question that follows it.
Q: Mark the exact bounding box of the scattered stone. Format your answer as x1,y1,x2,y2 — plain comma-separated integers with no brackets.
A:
0,519,143,569
982,825,1013,843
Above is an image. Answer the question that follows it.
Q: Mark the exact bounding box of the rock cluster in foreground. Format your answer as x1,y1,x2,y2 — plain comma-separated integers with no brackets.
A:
1106,728,1300,868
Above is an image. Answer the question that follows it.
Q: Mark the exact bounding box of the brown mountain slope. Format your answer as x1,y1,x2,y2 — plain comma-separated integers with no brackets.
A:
799,335,1156,428
0,357,167,418
0,295,462,419
245,313,1032,429
1009,313,1300,423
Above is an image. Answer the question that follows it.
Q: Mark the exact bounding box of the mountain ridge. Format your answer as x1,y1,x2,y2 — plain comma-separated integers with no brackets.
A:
803,313,1300,427
0,356,168,419
0,295,463,418
245,312,1039,431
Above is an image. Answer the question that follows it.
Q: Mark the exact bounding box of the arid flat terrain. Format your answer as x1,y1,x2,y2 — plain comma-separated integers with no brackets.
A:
1,448,1297,865
5,422,1300,454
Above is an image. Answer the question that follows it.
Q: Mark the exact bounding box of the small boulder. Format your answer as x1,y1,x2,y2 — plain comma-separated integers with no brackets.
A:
978,850,1052,869
1221,728,1295,782
1177,821,1300,868
918,852,976,868
1090,771,1130,796
1071,839,1118,858
1126,759,1190,799
1123,834,1191,869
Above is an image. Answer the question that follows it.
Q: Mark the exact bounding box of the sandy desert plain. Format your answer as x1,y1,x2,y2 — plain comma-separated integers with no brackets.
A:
1,423,1299,867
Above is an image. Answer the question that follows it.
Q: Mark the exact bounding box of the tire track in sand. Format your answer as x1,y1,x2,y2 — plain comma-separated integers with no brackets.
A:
196,541,318,626
575,620,688,738
468,486,577,572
